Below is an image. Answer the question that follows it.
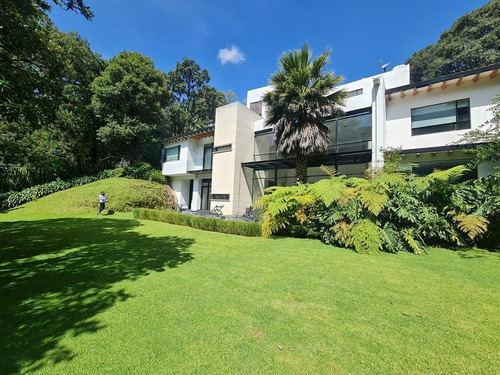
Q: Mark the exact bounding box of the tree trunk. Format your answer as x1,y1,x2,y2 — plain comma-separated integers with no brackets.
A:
295,154,308,184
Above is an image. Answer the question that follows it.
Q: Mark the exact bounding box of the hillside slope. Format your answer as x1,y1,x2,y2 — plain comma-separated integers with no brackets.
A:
2,178,176,217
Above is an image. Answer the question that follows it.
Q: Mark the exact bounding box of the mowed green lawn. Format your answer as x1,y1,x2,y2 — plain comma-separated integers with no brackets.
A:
1,182,499,374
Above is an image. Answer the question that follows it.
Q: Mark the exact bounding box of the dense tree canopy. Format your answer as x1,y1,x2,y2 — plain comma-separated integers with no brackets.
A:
91,52,171,165
166,57,227,135
407,0,500,82
263,44,345,184
0,1,237,192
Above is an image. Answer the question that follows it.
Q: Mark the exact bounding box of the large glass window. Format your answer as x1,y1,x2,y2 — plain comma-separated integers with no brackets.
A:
252,170,277,202
327,112,372,153
165,145,180,162
254,133,277,161
253,112,372,162
411,99,470,136
251,163,369,202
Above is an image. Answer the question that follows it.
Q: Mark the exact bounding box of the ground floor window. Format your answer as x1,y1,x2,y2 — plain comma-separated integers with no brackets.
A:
409,159,477,180
251,163,369,202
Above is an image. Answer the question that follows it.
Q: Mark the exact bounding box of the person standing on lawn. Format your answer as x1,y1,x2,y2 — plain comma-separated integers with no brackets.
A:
98,191,108,215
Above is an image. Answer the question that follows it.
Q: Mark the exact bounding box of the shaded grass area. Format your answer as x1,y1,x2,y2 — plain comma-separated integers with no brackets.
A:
1,213,499,374
0,216,193,374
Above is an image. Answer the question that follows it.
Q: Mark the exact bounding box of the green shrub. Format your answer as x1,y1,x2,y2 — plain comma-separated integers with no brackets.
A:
256,166,500,254
0,169,117,210
149,170,167,184
122,161,154,180
133,208,262,237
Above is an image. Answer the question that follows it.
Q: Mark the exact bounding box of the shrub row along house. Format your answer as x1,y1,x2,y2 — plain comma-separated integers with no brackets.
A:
161,63,500,216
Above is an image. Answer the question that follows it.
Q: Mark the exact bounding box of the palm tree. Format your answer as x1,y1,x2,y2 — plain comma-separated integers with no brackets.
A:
263,44,345,184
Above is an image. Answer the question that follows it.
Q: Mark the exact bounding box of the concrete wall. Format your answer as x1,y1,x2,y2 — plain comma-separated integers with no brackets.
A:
211,102,262,215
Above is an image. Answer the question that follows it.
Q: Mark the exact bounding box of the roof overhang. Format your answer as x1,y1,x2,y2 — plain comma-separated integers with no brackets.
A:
163,125,215,145
385,63,500,101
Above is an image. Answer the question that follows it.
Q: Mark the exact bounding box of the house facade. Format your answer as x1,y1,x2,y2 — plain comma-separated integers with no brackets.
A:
161,63,500,216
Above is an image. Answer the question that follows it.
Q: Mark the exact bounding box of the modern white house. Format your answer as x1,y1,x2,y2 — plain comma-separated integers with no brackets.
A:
161,63,500,216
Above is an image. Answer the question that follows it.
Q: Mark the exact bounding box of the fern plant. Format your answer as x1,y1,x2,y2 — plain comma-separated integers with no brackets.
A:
256,164,498,253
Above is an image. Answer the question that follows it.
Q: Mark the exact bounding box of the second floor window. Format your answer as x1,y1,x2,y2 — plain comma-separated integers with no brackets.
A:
165,145,180,162
411,99,470,136
203,143,213,170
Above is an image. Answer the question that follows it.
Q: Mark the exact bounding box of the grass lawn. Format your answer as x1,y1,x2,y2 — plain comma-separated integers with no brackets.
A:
1,181,499,374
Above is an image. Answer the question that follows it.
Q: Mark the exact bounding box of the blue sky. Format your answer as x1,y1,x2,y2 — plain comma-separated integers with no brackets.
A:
51,0,488,103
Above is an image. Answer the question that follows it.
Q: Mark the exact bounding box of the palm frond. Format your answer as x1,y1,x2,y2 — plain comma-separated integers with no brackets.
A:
357,189,388,216
350,219,383,254
308,177,346,207
330,221,353,247
453,213,489,239
401,228,427,255
427,165,469,182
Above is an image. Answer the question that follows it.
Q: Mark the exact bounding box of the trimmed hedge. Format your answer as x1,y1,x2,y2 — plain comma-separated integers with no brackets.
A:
0,169,117,210
132,208,262,237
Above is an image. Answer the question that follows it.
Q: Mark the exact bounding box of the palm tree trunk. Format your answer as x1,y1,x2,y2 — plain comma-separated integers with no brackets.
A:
295,154,308,184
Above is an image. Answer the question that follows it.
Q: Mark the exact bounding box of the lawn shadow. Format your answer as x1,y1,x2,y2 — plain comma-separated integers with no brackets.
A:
0,217,194,374
456,247,500,260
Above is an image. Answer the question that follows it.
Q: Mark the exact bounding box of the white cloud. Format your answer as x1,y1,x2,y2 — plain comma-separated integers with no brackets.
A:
218,45,245,65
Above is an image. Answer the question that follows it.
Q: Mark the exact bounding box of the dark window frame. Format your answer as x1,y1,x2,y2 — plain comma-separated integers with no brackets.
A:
165,145,181,162
411,99,470,136
346,88,363,98
213,144,232,154
203,143,213,170
209,193,230,201
250,101,263,116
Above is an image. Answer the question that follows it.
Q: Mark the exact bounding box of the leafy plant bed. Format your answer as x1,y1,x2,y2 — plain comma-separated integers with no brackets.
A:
133,208,262,237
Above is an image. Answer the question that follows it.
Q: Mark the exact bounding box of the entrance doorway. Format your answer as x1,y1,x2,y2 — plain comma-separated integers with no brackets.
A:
188,179,194,209
200,178,212,210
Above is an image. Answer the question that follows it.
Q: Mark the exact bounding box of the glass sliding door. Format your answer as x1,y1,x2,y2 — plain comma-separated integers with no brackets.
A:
200,179,212,210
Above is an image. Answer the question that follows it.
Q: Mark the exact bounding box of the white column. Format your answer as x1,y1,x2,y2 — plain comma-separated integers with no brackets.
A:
371,76,386,171
191,178,201,211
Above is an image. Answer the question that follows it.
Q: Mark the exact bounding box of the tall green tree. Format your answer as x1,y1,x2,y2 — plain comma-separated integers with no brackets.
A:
263,44,345,184
91,52,171,165
407,0,500,82
0,1,95,191
166,57,227,135
0,0,93,123
53,30,107,171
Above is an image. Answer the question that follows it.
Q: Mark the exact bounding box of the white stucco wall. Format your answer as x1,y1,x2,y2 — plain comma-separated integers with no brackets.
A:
385,75,500,150
247,64,410,132
162,140,189,176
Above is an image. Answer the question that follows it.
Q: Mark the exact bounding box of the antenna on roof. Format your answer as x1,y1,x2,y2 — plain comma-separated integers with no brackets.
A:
380,60,391,72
